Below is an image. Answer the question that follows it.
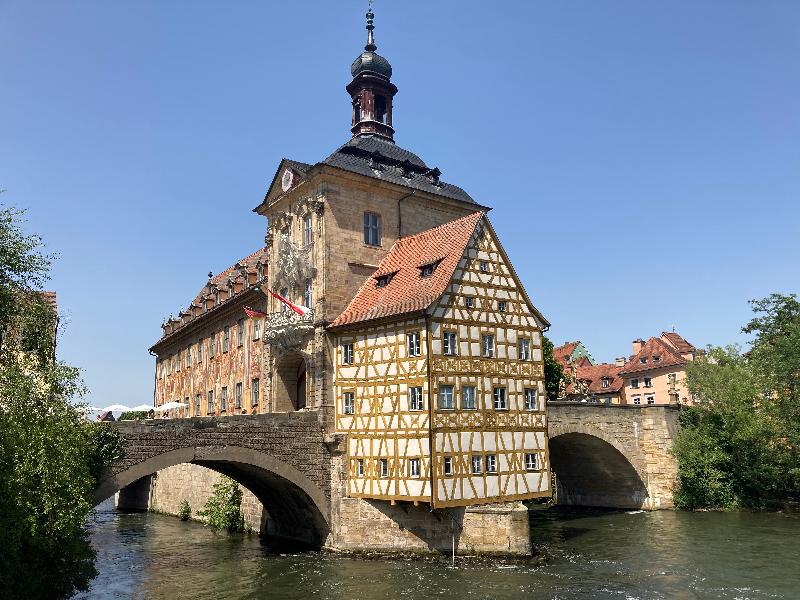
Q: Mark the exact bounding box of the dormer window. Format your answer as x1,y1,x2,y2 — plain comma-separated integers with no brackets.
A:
420,261,438,277
602,378,610,389
653,355,661,363
256,262,264,281
375,272,396,288
215,289,221,305
639,357,647,364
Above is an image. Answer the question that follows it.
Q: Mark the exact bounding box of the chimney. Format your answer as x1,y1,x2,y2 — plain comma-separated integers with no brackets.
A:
632,339,645,355
615,356,626,367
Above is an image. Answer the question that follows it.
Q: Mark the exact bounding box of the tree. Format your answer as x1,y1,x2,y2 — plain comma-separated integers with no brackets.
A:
673,294,800,510
0,205,121,599
542,335,564,401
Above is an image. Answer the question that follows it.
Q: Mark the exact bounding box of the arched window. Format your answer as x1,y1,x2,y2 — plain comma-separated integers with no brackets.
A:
375,95,387,124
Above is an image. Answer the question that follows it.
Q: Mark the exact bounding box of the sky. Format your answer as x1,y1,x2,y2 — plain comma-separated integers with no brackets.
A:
1,0,798,405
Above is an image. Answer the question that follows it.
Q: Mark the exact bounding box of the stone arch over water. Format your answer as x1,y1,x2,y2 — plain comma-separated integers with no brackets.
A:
548,423,649,509
94,445,330,547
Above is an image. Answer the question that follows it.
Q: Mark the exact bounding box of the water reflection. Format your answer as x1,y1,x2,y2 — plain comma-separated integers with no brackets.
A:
75,502,800,600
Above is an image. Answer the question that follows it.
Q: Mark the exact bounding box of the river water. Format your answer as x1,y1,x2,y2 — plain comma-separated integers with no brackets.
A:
75,502,800,600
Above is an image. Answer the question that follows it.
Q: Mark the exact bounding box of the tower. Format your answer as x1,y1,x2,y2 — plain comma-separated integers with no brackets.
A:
347,7,397,142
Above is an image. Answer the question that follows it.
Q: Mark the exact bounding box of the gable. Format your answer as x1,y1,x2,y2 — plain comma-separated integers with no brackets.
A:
428,218,548,331
255,158,313,212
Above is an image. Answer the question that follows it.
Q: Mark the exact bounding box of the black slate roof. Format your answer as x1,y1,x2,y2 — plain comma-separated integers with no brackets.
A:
322,136,475,204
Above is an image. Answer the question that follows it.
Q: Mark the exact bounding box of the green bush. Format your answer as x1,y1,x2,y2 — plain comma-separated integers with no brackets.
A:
197,476,244,533
119,411,148,421
178,500,191,521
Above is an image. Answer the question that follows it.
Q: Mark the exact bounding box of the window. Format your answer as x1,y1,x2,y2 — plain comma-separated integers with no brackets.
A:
364,212,381,246
380,459,389,478
653,355,661,363
222,326,230,353
443,331,457,356
235,382,242,409
176,351,181,372
525,453,538,471
498,300,507,312
252,320,260,340
375,94,387,124
471,455,483,475
343,391,355,415
304,279,313,309
485,454,497,474
420,262,436,277
257,262,264,281
207,390,214,414
198,337,203,361
639,357,647,364
443,456,453,476
237,319,244,347
465,296,475,309
602,378,610,389
303,213,313,246
210,333,216,358
165,356,171,375
342,343,354,365
644,377,653,388
519,338,530,361
357,459,364,476
279,288,289,313
646,394,655,405
409,458,421,478
493,387,507,410
630,378,639,389
438,385,454,410
376,274,391,288
221,386,228,412
186,344,192,367
461,386,477,410
524,388,538,411
632,395,641,405
409,386,424,411
194,393,201,416
407,332,421,357
479,260,489,273
251,378,260,406
482,335,495,358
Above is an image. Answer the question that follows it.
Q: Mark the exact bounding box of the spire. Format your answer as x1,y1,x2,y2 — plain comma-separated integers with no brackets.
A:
365,3,377,52
348,1,398,142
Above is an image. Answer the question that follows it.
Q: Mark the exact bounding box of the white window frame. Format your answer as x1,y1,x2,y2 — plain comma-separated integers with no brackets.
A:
461,386,477,410
498,300,507,312
493,387,507,410
409,386,424,411
443,456,453,476
342,343,354,365
380,458,389,478
471,455,483,475
364,212,381,246
485,454,497,474
438,385,454,410
465,296,475,309
632,395,641,405
251,378,260,406
407,332,421,357
482,335,495,358
646,394,655,405
303,213,313,246
525,453,538,471
644,377,653,388
343,391,355,415
409,458,421,478
630,378,639,389
252,319,260,341
443,331,457,356
524,388,538,411
237,318,244,347
194,393,201,416
356,459,364,476
519,337,530,361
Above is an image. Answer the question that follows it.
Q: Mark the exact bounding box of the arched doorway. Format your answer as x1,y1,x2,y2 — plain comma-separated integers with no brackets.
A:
274,351,308,412
548,432,649,509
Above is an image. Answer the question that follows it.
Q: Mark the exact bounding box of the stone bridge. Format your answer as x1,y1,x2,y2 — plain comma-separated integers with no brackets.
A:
546,402,680,509
93,412,337,546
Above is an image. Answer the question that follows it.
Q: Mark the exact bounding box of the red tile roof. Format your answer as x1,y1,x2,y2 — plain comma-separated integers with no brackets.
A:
575,362,625,394
553,342,579,368
618,337,687,375
330,212,485,328
661,331,696,354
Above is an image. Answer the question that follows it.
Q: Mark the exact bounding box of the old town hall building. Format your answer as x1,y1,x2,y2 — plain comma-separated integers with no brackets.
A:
150,9,551,512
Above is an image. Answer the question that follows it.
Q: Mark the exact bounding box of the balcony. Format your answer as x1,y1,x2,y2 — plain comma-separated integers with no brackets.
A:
263,310,315,354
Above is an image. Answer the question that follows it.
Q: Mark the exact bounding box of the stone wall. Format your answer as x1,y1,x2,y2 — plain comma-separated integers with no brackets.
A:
547,403,680,509
148,463,269,533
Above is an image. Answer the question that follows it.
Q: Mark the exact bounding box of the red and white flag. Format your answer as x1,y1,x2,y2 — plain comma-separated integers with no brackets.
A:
267,289,310,316
243,306,267,318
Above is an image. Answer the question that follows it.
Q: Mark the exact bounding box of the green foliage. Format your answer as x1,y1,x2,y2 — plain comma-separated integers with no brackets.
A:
542,335,564,401
0,204,122,599
197,476,245,533
178,500,192,521
119,410,148,421
674,294,800,510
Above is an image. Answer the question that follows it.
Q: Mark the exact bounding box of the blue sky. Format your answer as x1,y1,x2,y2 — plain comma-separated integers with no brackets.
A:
1,1,798,405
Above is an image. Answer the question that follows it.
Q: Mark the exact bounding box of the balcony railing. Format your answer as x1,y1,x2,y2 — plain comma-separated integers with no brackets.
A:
263,310,314,353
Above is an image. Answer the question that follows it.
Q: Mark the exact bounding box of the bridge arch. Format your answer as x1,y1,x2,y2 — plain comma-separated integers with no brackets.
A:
94,445,330,547
548,422,649,509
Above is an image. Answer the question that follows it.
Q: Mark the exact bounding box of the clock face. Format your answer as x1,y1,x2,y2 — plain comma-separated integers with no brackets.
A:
281,168,294,192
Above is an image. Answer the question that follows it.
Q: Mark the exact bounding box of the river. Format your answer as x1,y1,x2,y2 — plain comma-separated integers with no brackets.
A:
75,501,800,599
